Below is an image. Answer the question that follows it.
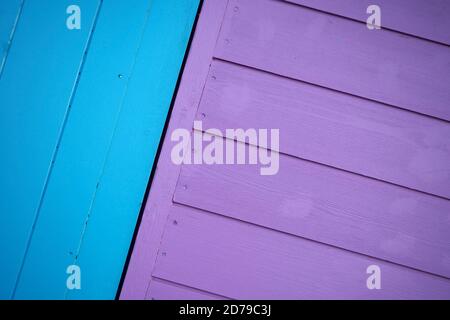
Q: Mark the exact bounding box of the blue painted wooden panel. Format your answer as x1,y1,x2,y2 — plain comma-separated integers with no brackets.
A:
0,0,101,299
66,0,200,300
12,0,199,299
0,0,23,74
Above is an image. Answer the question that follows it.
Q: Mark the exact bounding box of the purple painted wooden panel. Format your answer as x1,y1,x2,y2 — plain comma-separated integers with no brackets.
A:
197,60,450,198
215,0,450,121
146,278,226,300
174,142,450,278
153,205,450,299
286,0,450,45
122,0,450,300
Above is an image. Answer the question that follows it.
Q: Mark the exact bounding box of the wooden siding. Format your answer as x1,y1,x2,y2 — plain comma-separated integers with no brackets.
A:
153,205,450,299
146,277,227,300
197,60,450,198
215,0,450,121
285,0,450,45
122,0,450,299
0,0,199,299
0,0,102,298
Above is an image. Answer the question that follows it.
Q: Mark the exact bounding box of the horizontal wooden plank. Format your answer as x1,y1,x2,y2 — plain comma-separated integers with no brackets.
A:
153,205,450,299
285,0,450,45
215,0,450,121
173,142,450,278
147,277,227,300
196,60,450,198
0,0,101,299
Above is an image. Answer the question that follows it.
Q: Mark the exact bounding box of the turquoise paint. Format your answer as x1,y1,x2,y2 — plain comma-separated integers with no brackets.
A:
67,0,200,300
0,0,23,74
0,0,100,299
9,0,199,299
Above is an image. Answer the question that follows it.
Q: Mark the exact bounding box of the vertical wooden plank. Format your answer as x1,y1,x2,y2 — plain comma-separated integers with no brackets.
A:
12,0,148,300
120,0,230,300
0,0,23,74
0,0,100,299
67,0,200,299
14,0,199,299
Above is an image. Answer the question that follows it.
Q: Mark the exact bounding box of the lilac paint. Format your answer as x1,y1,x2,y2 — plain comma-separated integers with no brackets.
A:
121,0,450,299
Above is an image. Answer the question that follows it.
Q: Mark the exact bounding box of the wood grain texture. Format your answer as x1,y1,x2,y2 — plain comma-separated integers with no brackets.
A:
0,0,101,299
285,0,450,45
197,60,450,198
215,0,450,121
120,0,231,300
153,205,450,299
13,0,199,300
146,277,227,300
174,141,450,278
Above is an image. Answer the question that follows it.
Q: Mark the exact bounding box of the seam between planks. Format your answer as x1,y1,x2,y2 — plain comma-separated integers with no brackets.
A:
0,0,25,79
189,126,450,203
143,0,232,300
11,0,105,300
212,57,450,125
150,276,233,300
116,0,204,300
62,0,157,300
171,202,450,281
281,0,450,48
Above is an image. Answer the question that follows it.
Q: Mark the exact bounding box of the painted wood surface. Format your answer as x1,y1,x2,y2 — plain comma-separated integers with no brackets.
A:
215,0,450,121
153,205,450,299
64,0,199,300
0,0,101,299
122,0,450,299
147,278,226,300
174,144,450,278
197,60,450,198
121,0,230,299
285,0,450,45
0,0,23,74
1,0,198,299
